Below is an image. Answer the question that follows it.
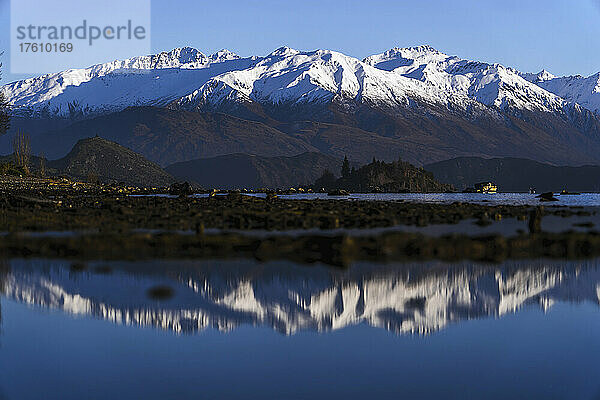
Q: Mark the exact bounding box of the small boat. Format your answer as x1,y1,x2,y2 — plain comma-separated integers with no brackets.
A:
560,189,581,195
474,182,497,194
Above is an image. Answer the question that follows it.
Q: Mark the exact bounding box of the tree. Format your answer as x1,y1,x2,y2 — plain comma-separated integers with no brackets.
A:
0,92,9,136
341,155,350,178
314,169,337,191
13,130,31,174
39,153,46,177
0,53,10,136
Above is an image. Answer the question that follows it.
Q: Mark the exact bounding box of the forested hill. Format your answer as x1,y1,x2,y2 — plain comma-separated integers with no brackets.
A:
315,158,454,193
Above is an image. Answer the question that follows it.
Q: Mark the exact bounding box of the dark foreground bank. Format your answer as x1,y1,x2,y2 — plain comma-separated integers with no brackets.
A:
1,189,591,232
0,189,598,265
3,230,600,266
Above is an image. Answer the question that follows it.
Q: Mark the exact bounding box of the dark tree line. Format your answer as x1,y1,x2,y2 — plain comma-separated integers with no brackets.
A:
315,156,454,193
341,155,350,178
0,52,10,136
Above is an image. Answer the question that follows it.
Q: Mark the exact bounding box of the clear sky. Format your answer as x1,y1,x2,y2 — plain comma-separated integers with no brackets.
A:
1,0,600,83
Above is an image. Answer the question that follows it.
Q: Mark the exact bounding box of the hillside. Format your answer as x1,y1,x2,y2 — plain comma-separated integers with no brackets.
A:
166,152,355,189
48,136,175,187
315,158,453,193
4,100,597,167
13,107,317,165
425,157,600,192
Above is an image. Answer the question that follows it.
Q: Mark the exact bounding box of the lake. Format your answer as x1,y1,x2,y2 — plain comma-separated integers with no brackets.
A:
1,259,600,399
191,192,600,207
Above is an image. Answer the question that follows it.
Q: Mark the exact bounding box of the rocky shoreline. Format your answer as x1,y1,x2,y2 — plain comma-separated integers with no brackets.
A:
1,186,589,232
0,182,598,264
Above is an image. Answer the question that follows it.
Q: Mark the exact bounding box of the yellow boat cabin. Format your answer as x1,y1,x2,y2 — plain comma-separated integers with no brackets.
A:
474,182,497,193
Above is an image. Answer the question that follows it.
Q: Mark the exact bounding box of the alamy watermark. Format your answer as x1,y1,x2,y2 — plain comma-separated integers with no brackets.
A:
11,0,151,74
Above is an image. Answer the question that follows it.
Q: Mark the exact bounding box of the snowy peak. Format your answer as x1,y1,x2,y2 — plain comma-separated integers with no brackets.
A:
364,45,452,72
533,72,600,113
209,49,240,63
1,44,598,119
520,69,557,83
0,46,255,115
177,46,470,111
81,46,211,73
538,69,557,81
180,48,365,107
267,46,301,58
146,47,209,69
365,46,566,113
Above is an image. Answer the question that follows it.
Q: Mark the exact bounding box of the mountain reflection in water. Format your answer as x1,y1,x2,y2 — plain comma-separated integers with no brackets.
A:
1,258,599,336
0,261,8,329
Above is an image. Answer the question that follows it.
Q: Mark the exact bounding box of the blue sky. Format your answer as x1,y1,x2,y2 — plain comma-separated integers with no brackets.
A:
1,0,600,83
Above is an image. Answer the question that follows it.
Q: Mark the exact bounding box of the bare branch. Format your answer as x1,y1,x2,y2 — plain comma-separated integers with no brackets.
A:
13,130,31,175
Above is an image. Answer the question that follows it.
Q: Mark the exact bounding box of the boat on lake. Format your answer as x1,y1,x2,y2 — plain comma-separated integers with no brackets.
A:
474,182,497,193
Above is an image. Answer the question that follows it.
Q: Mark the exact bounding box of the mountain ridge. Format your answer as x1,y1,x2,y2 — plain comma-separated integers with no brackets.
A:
4,45,600,167
4,45,598,118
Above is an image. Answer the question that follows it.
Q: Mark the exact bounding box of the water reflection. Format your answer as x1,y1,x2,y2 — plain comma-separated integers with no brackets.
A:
216,192,600,206
0,260,9,330
2,258,600,335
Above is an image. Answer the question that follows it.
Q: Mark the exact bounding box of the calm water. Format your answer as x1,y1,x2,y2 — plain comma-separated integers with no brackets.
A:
190,192,600,207
1,259,600,399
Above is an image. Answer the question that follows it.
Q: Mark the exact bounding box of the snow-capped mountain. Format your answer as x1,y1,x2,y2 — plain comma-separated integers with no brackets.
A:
2,45,491,118
2,259,599,335
1,47,255,116
533,73,600,114
177,46,485,113
519,69,556,84
3,45,600,167
3,44,598,118
364,45,567,113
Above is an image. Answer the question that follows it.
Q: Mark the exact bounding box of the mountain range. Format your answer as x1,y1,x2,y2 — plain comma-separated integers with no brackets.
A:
3,45,600,167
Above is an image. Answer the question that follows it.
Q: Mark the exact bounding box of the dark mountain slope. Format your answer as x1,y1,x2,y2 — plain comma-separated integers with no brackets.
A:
275,120,455,165
192,98,600,166
343,102,600,166
425,157,600,192
22,107,318,166
166,152,354,189
5,96,600,169
48,136,175,187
